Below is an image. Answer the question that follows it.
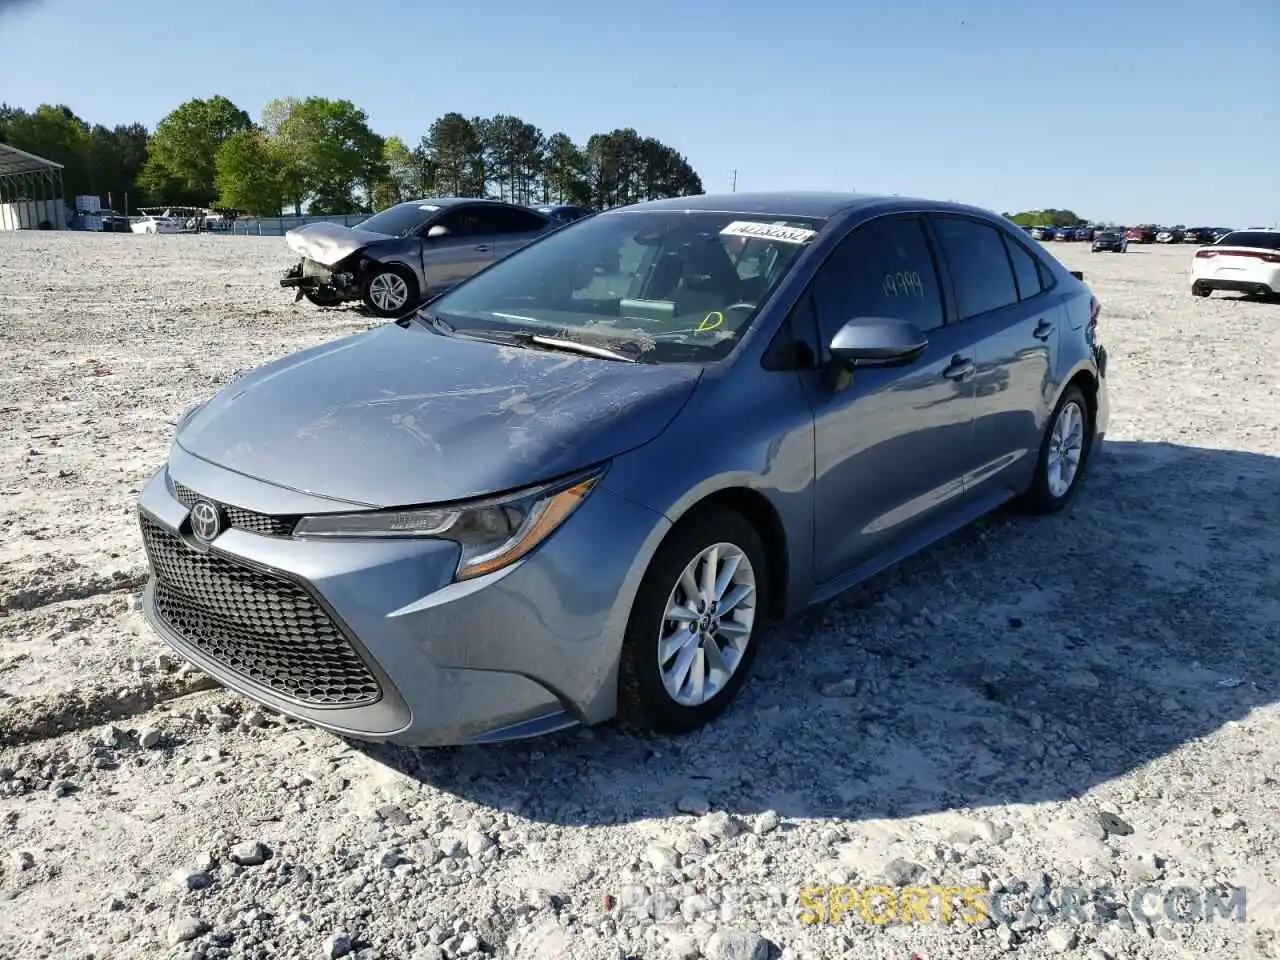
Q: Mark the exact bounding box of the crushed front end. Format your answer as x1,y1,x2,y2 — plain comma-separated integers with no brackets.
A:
280,257,361,303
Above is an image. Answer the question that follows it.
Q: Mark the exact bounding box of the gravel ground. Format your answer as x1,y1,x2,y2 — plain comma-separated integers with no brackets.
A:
0,233,1277,960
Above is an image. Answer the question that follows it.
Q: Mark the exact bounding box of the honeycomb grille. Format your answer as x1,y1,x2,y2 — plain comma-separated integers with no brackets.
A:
170,479,296,537
140,513,381,707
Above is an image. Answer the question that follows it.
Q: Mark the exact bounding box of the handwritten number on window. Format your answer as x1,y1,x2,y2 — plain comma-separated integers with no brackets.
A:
883,271,924,298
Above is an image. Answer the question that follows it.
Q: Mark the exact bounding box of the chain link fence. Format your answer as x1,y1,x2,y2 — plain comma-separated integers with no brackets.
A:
229,213,371,237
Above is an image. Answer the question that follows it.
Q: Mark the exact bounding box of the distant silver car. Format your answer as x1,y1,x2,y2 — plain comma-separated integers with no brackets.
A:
281,198,555,317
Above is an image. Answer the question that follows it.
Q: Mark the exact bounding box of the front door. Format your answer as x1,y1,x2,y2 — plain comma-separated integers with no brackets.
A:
420,206,500,292
795,214,982,585
928,215,1060,497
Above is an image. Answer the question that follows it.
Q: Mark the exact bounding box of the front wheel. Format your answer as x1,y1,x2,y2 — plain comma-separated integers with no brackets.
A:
1191,283,1211,298
361,265,419,318
1021,385,1091,514
618,507,770,735
303,288,343,308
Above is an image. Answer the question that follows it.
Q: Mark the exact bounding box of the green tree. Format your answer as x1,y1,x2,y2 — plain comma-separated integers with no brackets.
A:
420,113,484,196
475,114,545,203
0,103,25,142
371,135,419,209
86,122,149,210
581,128,702,208
139,95,251,205
1009,209,1086,228
215,129,285,216
542,132,589,205
2,104,92,198
267,97,384,213
260,97,307,214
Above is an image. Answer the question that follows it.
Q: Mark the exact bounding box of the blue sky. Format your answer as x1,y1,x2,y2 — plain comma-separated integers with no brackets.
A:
1,0,1276,225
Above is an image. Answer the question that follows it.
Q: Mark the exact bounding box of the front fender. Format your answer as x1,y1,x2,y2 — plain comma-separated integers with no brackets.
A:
600,363,817,619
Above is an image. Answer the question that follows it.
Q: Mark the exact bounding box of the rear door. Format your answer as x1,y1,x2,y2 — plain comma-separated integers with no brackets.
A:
798,214,983,584
928,214,1060,499
487,206,555,259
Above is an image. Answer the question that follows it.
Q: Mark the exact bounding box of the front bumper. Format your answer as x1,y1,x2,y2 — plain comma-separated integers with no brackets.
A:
135,446,669,746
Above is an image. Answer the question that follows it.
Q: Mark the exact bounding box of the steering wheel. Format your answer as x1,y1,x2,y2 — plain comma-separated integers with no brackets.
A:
723,302,756,313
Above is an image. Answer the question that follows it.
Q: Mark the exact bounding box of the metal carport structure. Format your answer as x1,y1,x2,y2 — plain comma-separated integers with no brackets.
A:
0,142,66,230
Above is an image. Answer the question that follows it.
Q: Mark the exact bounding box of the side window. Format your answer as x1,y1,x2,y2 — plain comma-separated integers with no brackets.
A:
810,216,945,344
1003,233,1044,300
435,208,484,236
1036,257,1056,290
931,216,1019,320
484,207,551,234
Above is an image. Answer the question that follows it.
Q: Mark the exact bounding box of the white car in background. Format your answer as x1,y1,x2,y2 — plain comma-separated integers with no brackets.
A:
1190,229,1280,299
130,213,184,234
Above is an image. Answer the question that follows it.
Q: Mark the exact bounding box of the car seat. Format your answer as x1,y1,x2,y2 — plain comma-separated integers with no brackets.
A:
672,239,742,317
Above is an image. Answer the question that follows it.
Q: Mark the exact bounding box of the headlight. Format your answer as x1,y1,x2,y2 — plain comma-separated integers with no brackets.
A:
174,400,207,429
292,468,603,581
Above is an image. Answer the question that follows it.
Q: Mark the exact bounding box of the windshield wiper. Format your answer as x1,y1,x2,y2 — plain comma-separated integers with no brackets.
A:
519,333,638,363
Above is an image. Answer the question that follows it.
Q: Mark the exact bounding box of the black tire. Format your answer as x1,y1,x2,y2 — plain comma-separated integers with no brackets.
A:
303,289,343,308
1192,284,1211,298
361,265,420,318
1021,384,1092,515
617,506,770,735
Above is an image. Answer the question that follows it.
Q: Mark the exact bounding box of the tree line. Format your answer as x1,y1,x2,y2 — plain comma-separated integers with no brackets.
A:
1005,209,1089,227
0,96,705,217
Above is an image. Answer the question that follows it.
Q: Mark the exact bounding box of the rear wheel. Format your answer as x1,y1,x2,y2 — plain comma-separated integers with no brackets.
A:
361,265,419,318
618,507,770,735
1021,385,1091,515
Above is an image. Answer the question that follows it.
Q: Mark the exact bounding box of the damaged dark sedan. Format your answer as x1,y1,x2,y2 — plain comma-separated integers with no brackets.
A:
281,197,555,317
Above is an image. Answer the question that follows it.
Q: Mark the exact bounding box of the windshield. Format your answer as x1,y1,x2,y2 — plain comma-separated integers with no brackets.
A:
357,202,438,238
1217,231,1280,250
423,209,826,363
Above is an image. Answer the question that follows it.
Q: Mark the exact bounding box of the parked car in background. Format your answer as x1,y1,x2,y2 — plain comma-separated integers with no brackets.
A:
137,191,1109,746
1190,229,1280,299
1030,226,1053,241
533,203,595,225
1074,227,1096,242
130,212,184,234
1092,229,1128,253
1155,228,1182,243
280,197,556,317
99,210,131,232
1125,225,1158,243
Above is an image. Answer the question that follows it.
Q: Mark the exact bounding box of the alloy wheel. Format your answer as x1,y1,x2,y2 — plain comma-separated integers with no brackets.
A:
368,272,409,312
657,542,757,707
1046,400,1085,498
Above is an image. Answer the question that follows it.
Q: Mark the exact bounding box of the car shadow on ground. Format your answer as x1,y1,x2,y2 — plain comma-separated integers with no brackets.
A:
350,439,1278,826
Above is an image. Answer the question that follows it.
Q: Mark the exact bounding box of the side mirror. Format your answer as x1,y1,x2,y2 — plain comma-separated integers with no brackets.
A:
828,317,928,368
426,224,451,239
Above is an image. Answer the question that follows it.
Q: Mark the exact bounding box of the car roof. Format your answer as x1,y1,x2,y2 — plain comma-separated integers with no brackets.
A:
608,191,1004,221
398,197,522,209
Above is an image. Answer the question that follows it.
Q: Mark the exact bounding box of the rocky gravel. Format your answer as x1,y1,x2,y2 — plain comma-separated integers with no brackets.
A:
1,232,1278,960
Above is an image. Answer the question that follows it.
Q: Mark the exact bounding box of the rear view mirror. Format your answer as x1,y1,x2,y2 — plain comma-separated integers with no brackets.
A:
828,317,928,368
426,225,451,239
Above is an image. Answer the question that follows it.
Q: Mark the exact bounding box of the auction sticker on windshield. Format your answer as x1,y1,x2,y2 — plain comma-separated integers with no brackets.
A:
720,221,817,244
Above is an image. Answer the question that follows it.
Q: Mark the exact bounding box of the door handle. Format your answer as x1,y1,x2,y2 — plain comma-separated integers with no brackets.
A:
474,244,491,251
1033,320,1054,341
942,356,976,381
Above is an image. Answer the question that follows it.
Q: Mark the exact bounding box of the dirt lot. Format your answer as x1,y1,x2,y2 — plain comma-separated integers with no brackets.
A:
0,233,1277,960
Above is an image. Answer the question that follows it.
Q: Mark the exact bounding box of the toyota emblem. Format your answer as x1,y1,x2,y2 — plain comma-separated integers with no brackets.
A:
189,499,223,542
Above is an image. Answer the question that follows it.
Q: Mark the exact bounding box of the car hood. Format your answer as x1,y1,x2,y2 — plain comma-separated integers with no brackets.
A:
285,221,394,266
176,324,703,507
